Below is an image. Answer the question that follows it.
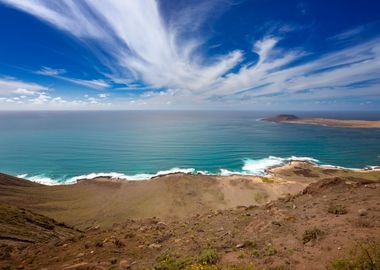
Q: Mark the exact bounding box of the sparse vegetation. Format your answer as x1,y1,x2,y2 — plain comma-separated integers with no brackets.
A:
331,241,380,270
253,192,268,203
154,254,192,270
263,245,277,256
302,228,324,244
113,238,125,248
95,240,103,247
187,264,218,270
198,248,218,265
328,205,347,215
225,266,255,270
251,243,277,258
261,177,274,183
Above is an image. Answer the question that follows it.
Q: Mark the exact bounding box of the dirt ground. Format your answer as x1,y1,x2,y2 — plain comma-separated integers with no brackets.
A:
0,162,324,229
0,162,379,269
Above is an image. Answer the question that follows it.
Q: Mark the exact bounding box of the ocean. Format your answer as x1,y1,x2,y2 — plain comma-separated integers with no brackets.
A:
0,111,379,185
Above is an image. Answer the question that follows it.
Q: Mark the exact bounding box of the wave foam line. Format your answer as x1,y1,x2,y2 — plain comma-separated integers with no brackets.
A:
17,174,66,186
224,156,319,176
18,168,206,186
17,156,318,185
23,155,377,186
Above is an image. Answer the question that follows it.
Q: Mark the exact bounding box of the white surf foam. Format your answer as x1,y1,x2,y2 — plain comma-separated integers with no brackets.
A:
242,156,285,175
241,156,319,175
22,155,379,186
17,174,63,185
69,168,198,183
219,169,246,176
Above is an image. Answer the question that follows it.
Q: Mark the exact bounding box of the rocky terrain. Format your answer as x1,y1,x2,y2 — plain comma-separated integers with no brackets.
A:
0,163,379,269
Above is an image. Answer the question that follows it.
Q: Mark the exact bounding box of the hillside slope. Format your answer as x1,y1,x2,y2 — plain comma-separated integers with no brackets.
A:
1,176,379,269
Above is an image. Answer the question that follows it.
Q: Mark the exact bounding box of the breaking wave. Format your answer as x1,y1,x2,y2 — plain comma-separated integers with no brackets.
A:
20,155,375,186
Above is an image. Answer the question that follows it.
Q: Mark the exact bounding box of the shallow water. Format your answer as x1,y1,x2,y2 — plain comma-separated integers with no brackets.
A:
0,111,379,184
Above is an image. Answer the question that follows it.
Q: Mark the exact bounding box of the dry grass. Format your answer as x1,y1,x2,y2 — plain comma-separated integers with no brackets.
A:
331,240,380,270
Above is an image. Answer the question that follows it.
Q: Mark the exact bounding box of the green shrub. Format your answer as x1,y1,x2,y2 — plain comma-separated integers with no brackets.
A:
198,248,218,265
302,228,324,244
154,254,192,270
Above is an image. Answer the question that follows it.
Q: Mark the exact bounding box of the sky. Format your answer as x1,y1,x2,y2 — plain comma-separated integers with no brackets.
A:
0,0,379,110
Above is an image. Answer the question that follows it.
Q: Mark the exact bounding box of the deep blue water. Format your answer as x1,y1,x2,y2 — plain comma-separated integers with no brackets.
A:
0,111,379,184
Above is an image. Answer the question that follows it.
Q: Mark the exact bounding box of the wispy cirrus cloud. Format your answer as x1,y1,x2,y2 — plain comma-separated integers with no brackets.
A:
210,36,380,98
327,22,379,43
35,67,110,89
1,0,379,109
136,33,380,108
0,0,243,93
35,66,66,76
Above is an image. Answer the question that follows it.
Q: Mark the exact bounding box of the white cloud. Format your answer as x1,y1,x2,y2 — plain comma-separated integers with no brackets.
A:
327,22,378,43
30,93,51,104
35,66,66,76
13,88,37,95
0,77,47,95
0,92,113,109
1,0,242,94
131,34,380,108
35,66,110,89
98,93,109,98
1,0,379,109
61,78,110,89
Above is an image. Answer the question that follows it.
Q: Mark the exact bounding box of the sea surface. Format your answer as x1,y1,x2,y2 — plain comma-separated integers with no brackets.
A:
0,111,379,185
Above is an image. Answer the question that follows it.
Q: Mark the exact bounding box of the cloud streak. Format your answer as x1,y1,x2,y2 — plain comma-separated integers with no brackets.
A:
0,0,242,93
35,67,110,89
1,0,380,109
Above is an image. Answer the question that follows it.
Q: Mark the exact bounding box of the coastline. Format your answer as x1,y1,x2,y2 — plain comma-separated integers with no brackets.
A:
1,160,380,269
76,161,380,183
264,114,380,128
15,157,380,186
1,160,379,227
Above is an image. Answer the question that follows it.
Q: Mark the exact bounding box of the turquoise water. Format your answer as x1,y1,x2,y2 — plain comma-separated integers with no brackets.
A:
0,111,379,184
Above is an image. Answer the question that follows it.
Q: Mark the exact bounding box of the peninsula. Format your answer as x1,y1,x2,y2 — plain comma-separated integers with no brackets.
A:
265,114,380,128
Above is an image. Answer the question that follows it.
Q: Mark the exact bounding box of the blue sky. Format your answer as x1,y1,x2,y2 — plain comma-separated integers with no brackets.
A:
0,0,379,110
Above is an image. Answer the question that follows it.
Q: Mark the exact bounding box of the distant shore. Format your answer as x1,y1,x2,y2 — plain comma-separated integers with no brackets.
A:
264,114,380,128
